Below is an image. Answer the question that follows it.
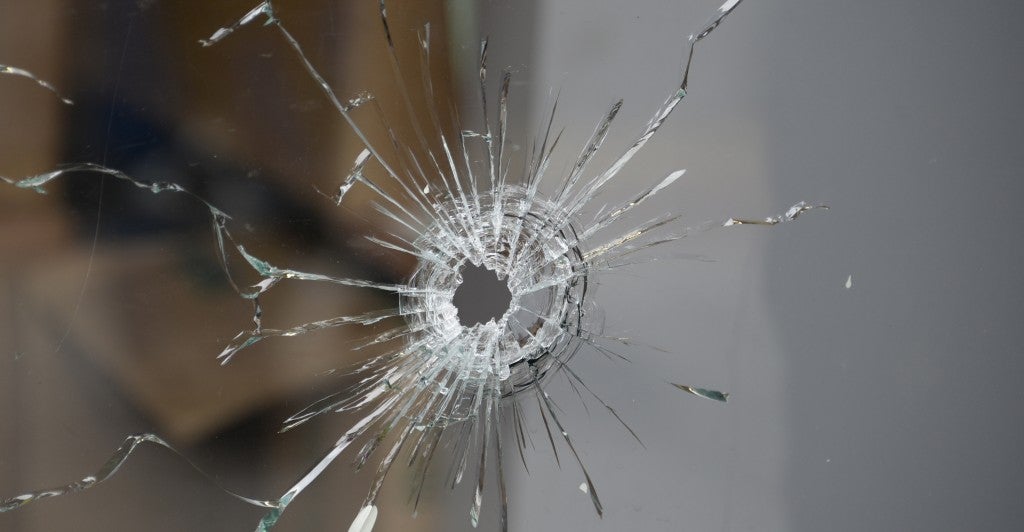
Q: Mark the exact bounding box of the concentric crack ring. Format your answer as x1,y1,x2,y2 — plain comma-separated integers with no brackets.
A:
400,185,587,405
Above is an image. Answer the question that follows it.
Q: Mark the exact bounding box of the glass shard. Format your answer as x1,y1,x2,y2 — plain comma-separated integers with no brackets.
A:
0,64,73,105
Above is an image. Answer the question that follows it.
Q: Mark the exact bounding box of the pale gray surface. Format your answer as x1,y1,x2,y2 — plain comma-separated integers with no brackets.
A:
486,1,1024,531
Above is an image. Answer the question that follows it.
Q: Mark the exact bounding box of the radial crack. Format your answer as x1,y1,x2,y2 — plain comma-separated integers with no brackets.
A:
0,1,827,531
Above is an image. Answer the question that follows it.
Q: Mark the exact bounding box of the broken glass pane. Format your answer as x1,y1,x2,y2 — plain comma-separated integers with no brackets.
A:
1,1,824,531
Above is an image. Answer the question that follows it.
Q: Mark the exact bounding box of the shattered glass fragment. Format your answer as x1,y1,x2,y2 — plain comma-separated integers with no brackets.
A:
0,1,825,531
671,383,730,403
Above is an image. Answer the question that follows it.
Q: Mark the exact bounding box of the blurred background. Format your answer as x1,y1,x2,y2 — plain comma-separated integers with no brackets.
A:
1,1,1023,531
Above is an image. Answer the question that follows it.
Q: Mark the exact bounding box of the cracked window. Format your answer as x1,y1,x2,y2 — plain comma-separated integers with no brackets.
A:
0,1,829,531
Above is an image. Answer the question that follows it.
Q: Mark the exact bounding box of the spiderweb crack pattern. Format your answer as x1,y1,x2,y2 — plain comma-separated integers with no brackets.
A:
1,1,825,530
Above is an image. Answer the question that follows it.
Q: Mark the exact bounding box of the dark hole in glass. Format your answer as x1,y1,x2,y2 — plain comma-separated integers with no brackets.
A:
453,263,513,326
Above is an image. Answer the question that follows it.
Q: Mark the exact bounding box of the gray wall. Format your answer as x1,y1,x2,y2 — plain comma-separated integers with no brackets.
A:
484,1,1024,531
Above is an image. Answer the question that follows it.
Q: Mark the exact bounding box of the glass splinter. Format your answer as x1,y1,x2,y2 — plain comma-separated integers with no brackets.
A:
0,64,74,105
1,1,825,531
